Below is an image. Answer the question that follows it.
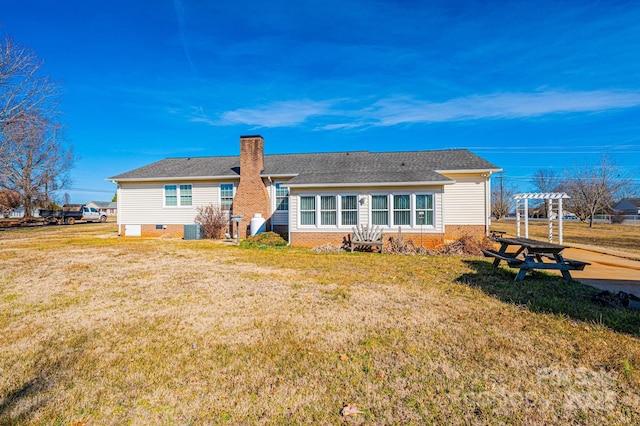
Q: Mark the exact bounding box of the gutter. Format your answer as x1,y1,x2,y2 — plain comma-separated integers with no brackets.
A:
284,180,456,189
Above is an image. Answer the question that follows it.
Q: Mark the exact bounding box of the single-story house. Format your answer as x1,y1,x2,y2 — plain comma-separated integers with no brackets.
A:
86,201,118,216
614,198,640,215
4,206,41,219
109,135,501,247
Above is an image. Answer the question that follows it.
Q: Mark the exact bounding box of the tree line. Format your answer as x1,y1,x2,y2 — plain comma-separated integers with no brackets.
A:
0,34,74,218
491,157,637,227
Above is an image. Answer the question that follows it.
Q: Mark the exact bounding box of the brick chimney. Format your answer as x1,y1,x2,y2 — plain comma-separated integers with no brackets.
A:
233,135,271,238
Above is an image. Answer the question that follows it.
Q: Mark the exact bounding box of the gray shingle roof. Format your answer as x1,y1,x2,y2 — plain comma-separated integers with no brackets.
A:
109,149,500,186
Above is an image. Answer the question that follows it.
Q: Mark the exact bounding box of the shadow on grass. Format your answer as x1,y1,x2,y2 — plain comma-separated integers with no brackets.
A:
0,338,84,426
458,259,640,338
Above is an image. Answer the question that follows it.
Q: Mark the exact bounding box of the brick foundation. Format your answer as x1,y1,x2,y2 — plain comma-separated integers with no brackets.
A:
290,225,486,248
443,225,486,242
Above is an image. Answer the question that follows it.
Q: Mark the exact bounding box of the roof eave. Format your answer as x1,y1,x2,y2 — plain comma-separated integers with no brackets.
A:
108,175,239,183
285,180,455,189
436,168,502,174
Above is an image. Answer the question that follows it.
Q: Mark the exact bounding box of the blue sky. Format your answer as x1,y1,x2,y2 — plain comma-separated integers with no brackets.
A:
2,0,639,203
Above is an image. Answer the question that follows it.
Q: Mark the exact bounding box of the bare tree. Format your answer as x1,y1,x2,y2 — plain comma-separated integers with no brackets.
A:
491,173,517,220
0,35,72,216
562,156,631,227
0,189,20,217
530,168,561,218
0,36,56,130
0,111,74,216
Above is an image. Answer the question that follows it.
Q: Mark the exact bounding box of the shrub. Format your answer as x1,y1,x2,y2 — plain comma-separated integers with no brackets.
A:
241,232,287,248
611,211,626,224
194,204,228,239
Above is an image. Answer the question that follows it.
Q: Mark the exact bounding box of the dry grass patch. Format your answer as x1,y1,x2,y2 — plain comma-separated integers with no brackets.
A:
492,219,640,255
0,224,639,424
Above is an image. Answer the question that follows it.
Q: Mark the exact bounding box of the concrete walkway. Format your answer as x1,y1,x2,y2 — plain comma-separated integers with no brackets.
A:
559,247,640,297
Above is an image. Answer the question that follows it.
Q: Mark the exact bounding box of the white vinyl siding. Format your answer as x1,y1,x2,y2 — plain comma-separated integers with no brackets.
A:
441,173,487,225
118,181,221,224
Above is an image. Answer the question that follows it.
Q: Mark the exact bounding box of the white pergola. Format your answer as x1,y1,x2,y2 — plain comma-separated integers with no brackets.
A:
513,193,570,244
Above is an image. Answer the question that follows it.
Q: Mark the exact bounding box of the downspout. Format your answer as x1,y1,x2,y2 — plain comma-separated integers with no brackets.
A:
287,187,291,246
267,175,273,232
112,180,121,236
483,172,491,236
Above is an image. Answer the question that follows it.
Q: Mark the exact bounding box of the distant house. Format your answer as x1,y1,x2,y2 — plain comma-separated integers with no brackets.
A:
86,201,117,216
109,135,501,247
4,206,41,218
614,198,640,215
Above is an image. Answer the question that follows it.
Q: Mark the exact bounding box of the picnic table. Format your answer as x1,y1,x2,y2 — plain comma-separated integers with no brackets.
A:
482,237,590,281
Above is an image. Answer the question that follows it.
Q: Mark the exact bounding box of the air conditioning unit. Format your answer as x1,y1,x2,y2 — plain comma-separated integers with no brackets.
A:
184,224,203,240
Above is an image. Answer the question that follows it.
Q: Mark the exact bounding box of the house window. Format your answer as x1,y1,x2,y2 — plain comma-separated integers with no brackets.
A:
275,183,289,211
165,184,192,207
300,196,316,225
393,194,410,226
220,184,234,211
320,196,337,225
180,184,192,206
341,195,358,226
371,195,388,225
416,194,434,225
165,185,177,206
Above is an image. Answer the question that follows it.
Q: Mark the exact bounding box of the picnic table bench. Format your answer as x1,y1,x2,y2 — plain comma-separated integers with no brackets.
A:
344,224,384,253
482,237,589,281
489,230,506,240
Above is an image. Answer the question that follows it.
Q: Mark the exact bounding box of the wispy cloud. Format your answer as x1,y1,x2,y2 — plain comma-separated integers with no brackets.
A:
173,0,197,76
369,91,640,126
206,90,640,129
202,99,336,127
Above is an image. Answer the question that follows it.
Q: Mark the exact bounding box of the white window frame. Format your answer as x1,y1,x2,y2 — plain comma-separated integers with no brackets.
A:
369,192,436,229
339,194,359,227
392,194,411,226
370,194,390,226
297,193,359,229
319,195,338,226
164,184,193,208
275,183,289,212
415,193,435,227
219,183,235,212
299,195,317,226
